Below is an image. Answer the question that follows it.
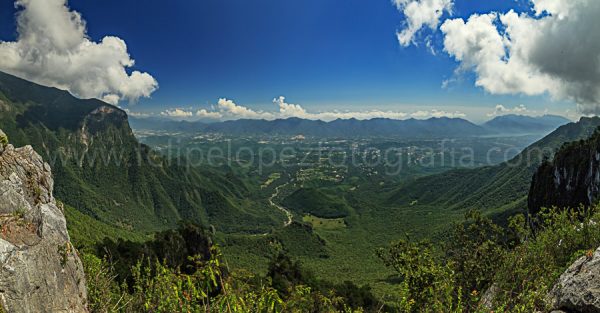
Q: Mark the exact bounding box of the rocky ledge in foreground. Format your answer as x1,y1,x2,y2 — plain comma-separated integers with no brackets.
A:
550,247,600,313
0,130,87,312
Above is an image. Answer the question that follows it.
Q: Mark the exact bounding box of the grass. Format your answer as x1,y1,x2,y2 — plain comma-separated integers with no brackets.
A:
282,188,351,218
302,214,346,230
261,172,281,188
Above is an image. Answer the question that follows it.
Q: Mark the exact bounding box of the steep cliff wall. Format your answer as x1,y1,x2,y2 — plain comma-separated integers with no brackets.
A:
0,130,87,312
528,129,600,215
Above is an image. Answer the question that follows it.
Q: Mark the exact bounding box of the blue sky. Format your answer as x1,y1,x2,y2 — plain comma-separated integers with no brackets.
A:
0,0,586,122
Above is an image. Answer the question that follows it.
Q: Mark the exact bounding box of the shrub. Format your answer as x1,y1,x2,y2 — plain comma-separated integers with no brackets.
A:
377,206,600,312
0,131,7,146
490,206,600,311
82,253,130,313
376,239,461,312
445,209,510,307
84,244,364,312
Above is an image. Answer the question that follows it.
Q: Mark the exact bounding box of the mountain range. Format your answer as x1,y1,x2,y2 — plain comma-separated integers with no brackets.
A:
130,114,571,138
482,114,571,135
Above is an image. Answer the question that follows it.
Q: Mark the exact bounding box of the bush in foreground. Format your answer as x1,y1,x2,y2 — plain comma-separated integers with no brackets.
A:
377,206,600,312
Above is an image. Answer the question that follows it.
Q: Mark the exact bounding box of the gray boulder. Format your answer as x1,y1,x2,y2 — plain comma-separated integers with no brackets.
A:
0,134,87,312
550,247,600,313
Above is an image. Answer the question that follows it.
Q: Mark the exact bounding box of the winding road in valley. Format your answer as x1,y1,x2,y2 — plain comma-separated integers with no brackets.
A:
270,183,293,227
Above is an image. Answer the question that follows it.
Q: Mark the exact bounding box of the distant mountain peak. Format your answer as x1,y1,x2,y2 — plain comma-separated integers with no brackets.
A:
483,114,570,135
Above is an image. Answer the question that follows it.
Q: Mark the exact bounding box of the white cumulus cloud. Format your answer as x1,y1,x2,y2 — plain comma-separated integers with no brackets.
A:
216,98,274,119
0,0,158,105
124,109,152,118
487,104,533,117
440,0,600,115
274,96,309,118
430,109,466,118
412,109,465,118
161,108,193,118
196,109,223,120
393,0,453,46
532,0,577,18
274,96,412,120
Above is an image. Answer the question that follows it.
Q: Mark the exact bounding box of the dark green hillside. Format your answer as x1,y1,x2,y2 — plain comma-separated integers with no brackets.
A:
283,188,351,218
386,117,600,217
0,71,282,237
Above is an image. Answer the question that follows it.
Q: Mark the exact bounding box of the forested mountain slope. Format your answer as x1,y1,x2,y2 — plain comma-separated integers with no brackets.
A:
386,117,600,216
0,71,281,236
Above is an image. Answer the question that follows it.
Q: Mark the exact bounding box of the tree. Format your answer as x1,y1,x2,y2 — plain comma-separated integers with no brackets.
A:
376,238,459,312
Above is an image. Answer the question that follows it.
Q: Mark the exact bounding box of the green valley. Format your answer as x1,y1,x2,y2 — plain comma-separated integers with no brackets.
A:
132,110,600,300
2,0,600,310
3,70,600,311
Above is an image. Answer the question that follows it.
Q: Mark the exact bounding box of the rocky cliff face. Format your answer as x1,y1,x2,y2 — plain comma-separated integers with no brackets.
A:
0,130,87,312
528,130,600,215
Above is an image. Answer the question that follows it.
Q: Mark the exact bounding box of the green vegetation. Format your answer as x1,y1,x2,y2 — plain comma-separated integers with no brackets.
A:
262,172,281,188
84,249,367,313
489,207,600,311
12,208,25,219
385,117,600,219
6,71,600,311
377,239,460,312
80,206,600,312
303,215,346,231
0,132,7,146
372,207,600,312
529,127,600,214
130,117,600,299
83,223,378,312
0,71,284,237
64,205,148,249
283,188,351,218
272,222,329,258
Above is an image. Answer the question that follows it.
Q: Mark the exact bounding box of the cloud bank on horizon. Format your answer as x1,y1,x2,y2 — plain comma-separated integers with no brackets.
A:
396,0,600,115
159,97,466,121
0,0,157,105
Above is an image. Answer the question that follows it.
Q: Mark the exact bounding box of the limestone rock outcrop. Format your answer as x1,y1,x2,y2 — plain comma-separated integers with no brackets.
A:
0,131,87,312
549,247,600,313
